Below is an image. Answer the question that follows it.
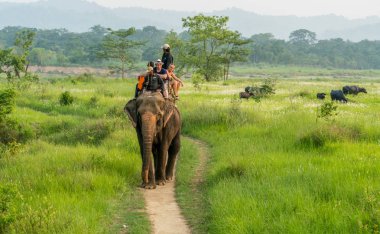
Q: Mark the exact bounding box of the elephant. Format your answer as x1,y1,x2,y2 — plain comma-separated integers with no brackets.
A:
124,92,181,189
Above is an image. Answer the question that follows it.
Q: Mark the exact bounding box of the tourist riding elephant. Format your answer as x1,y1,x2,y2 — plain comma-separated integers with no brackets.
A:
124,92,181,189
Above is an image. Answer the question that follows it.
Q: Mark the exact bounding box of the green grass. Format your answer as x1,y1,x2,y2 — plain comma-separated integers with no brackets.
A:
176,73,380,233
0,76,149,233
1,68,380,233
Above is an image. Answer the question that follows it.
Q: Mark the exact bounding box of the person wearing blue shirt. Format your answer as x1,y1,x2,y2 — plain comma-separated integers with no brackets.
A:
153,59,169,98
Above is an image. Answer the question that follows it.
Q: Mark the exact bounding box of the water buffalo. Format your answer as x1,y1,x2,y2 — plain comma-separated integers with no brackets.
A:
330,90,347,103
342,85,367,95
316,93,326,100
239,92,253,99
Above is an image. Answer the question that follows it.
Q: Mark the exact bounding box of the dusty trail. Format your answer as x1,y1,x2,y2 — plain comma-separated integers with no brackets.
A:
143,136,209,234
143,180,190,234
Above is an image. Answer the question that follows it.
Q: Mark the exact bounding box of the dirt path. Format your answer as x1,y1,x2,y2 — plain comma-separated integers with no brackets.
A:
143,180,190,234
143,137,209,234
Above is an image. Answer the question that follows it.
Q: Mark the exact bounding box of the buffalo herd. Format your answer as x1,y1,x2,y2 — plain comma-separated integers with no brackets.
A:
240,85,367,103
315,85,366,103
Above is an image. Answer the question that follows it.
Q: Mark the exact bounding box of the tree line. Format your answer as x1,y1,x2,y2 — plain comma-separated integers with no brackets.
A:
1,14,380,80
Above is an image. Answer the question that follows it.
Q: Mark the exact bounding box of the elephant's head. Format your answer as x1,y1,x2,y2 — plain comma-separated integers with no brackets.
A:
124,92,174,187
125,93,174,132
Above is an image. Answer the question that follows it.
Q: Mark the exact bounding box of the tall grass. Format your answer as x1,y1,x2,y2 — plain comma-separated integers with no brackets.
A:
176,74,380,233
0,76,149,233
1,69,379,233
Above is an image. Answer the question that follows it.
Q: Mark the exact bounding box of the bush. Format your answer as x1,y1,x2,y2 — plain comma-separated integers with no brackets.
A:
317,102,338,121
0,119,35,146
59,91,74,106
192,73,205,91
88,96,99,108
0,88,16,119
246,78,276,102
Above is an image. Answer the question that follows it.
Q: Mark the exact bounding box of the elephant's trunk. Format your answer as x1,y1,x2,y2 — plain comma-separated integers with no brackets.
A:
141,112,156,184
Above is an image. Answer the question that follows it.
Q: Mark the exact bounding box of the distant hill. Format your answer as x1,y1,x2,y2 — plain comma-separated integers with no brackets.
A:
1,0,380,41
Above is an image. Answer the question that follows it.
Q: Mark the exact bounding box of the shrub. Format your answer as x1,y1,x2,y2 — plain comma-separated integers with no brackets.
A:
192,73,205,91
88,96,99,108
317,102,338,121
246,78,276,102
0,88,16,120
0,119,35,146
260,78,276,95
59,91,74,106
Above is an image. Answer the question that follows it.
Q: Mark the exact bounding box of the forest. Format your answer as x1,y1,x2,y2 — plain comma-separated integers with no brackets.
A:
1,23,380,71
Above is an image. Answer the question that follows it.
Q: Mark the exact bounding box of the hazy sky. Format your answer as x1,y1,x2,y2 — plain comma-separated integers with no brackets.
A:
2,0,380,19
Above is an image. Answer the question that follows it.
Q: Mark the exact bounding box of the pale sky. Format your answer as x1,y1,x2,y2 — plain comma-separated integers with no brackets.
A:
2,0,380,19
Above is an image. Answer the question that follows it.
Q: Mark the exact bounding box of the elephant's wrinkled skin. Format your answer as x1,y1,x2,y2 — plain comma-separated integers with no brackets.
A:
124,92,181,189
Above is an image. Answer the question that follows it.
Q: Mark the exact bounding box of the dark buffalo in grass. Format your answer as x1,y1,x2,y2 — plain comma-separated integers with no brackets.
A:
239,92,253,99
330,90,347,103
316,93,326,100
342,85,367,95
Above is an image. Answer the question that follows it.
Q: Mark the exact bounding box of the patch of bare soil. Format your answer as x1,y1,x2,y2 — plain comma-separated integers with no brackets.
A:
28,65,110,75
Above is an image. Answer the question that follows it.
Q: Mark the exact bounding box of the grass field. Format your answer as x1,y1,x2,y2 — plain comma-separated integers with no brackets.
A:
1,68,380,233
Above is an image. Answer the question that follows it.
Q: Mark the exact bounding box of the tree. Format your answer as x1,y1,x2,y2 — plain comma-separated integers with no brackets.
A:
0,29,38,86
137,26,166,61
220,30,250,80
99,27,144,78
29,48,60,66
182,14,230,81
289,29,317,45
0,48,24,82
14,29,36,75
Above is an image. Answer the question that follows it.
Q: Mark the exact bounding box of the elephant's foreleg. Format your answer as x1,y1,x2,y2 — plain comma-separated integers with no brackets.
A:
140,155,156,189
156,144,169,186
166,133,180,181
148,155,156,189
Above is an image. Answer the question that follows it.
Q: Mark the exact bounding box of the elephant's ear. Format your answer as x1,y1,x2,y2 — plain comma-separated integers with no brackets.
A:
124,99,137,128
163,101,174,127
